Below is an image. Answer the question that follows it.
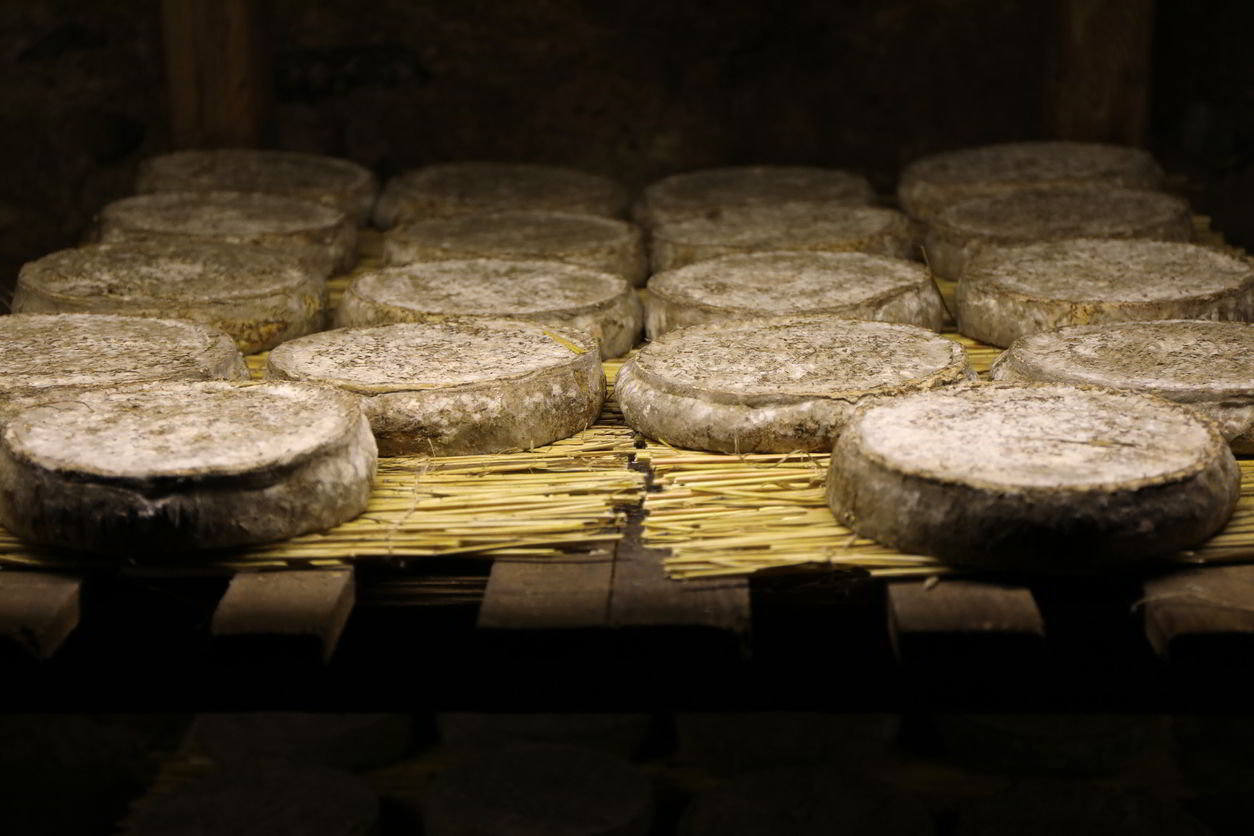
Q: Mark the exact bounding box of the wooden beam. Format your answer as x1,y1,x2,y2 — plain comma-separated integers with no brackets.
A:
160,0,272,148
1141,564,1254,664
477,552,614,630
1048,0,1154,145
209,569,354,663
887,578,1046,664
0,570,81,659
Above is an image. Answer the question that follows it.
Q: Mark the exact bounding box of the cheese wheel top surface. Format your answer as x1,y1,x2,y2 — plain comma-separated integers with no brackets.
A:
851,384,1219,490
19,241,315,302
654,203,905,248
101,190,347,237
649,251,928,312
269,320,597,390
932,187,1188,240
967,238,1254,302
137,149,374,199
905,141,1161,188
1000,320,1254,400
635,317,966,399
387,210,635,255
0,314,240,392
644,165,874,214
4,381,360,480
385,162,626,213
349,259,628,316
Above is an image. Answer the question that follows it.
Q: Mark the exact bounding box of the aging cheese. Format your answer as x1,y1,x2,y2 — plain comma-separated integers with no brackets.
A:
373,162,629,228
645,251,946,339
267,320,605,456
335,259,642,359
636,165,875,227
649,203,914,272
15,241,326,353
384,210,648,287
0,381,376,553
136,148,378,225
0,313,247,422
616,317,973,454
898,140,1165,220
923,186,1193,280
826,383,1241,572
956,238,1254,347
97,190,358,276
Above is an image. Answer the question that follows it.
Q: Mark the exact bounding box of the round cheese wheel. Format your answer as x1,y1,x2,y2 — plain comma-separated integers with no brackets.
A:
384,210,648,286
184,713,413,772
991,320,1254,453
636,165,875,227
0,381,376,554
956,238,1254,347
645,251,946,339
826,383,1241,571
0,313,247,422
267,320,605,456
373,162,629,228
15,241,327,353
422,743,653,836
617,317,972,453
923,186,1193,280
97,190,357,276
898,140,1164,220
935,714,1164,777
135,148,378,225
649,203,914,272
335,259,642,359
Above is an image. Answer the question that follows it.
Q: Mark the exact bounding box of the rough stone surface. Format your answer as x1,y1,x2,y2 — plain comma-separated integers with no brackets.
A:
373,162,630,228
826,382,1241,571
96,190,358,276
267,320,605,455
645,251,946,338
991,320,1254,453
15,241,327,353
335,258,643,358
898,141,1165,220
384,210,648,286
136,149,379,226
650,203,914,272
619,316,972,453
0,313,247,421
956,238,1254,347
0,381,376,554
636,165,875,227
923,186,1193,280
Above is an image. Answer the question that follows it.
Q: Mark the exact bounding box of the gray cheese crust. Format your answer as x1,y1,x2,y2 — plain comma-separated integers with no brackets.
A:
898,141,1164,221
616,316,974,453
0,313,247,422
334,258,643,359
0,381,376,554
384,210,648,287
649,203,914,272
990,320,1254,453
267,320,605,456
957,238,1254,347
15,241,327,353
923,186,1193,280
373,162,630,229
136,148,379,226
645,251,946,339
96,190,358,276
635,165,875,227
826,382,1241,572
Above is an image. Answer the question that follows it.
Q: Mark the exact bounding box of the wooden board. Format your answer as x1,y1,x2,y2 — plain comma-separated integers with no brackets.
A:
1141,563,1254,665
0,570,81,659
478,550,614,630
209,569,354,663
887,578,1046,668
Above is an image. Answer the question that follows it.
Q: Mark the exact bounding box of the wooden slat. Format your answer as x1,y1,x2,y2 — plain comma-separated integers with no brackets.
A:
209,569,354,663
887,578,1046,663
0,570,81,659
1141,564,1254,663
477,551,614,630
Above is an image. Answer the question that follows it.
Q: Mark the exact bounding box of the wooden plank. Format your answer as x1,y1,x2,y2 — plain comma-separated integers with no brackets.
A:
0,570,81,659
160,0,272,148
887,578,1046,663
1048,0,1154,145
209,569,354,663
1141,564,1254,663
477,551,614,630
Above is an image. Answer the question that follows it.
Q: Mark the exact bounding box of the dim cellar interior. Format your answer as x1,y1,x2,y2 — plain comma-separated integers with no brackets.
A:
1,2,1253,835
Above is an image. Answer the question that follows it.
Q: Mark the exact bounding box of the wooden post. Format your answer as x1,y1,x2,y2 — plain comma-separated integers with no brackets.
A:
160,0,272,148
1048,0,1154,145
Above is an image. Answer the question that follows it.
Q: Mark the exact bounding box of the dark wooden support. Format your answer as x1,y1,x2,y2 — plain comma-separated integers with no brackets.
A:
477,552,614,630
1048,0,1154,145
160,0,273,148
1141,564,1254,667
0,570,81,659
209,569,354,663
